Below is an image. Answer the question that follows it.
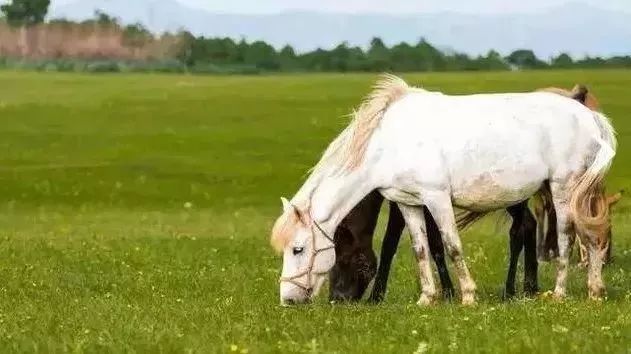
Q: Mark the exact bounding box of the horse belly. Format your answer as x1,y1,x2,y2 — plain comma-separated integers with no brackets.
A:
451,167,546,211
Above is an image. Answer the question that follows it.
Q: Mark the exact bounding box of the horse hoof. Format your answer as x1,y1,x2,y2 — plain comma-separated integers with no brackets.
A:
367,295,384,304
525,289,539,298
588,286,605,301
461,294,476,306
417,293,435,306
552,290,566,301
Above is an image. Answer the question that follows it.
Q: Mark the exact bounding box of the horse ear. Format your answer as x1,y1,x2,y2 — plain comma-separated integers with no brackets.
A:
571,84,588,104
280,197,311,225
280,197,292,213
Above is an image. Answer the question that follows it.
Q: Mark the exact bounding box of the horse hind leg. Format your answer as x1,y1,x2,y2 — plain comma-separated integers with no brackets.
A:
549,181,574,299
535,200,548,262
397,204,438,306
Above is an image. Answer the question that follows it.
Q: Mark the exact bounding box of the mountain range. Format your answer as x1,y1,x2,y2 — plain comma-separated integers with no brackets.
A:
49,0,631,58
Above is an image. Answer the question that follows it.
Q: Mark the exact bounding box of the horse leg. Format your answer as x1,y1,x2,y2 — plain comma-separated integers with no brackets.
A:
424,206,455,301
505,203,526,299
522,207,539,296
423,192,476,305
397,204,437,305
535,201,548,262
368,202,405,303
577,237,589,267
575,227,606,299
550,181,573,299
545,205,560,260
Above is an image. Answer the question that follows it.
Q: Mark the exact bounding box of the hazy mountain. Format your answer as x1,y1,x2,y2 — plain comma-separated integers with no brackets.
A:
50,0,631,58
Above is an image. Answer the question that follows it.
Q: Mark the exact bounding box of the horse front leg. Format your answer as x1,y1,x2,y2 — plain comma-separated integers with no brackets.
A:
506,202,538,298
423,192,476,305
522,207,539,296
368,202,405,303
424,206,455,300
397,204,437,305
504,205,524,300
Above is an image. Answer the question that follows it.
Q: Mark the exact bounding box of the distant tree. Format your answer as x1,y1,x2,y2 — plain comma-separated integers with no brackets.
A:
174,30,196,66
279,44,299,70
328,42,353,72
367,37,391,71
243,40,279,70
0,0,50,26
551,53,573,68
298,48,328,71
604,55,631,68
506,49,547,69
474,50,509,71
94,10,119,27
390,42,418,71
123,23,152,48
575,56,607,68
415,38,446,71
48,18,73,26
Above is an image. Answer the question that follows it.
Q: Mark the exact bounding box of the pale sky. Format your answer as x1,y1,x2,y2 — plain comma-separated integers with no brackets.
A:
49,0,631,15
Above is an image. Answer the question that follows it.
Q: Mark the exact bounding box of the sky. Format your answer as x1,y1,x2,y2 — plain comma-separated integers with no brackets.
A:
47,0,631,15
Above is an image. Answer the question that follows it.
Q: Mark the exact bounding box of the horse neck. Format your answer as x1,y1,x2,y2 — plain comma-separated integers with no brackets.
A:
308,165,376,237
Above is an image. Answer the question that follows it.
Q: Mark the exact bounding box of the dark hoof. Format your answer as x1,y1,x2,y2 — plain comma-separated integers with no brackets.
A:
524,283,539,298
367,293,384,304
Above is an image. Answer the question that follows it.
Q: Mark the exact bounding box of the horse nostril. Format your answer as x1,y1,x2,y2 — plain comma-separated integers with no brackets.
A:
305,288,313,297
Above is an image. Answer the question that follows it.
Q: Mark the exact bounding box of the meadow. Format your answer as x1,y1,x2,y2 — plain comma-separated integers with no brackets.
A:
0,70,629,353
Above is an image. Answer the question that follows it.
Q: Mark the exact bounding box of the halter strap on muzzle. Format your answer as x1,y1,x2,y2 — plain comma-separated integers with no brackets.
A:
279,219,335,292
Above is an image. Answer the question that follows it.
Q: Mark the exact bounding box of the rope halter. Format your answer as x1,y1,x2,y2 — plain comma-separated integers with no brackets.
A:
279,219,335,294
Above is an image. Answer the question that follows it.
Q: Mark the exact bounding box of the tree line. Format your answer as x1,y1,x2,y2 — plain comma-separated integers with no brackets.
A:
2,0,631,73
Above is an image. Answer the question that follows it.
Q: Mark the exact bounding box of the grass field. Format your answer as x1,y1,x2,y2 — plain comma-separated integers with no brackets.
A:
0,70,629,353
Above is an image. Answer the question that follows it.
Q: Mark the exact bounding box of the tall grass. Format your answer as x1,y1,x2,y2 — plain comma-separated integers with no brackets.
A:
0,22,182,61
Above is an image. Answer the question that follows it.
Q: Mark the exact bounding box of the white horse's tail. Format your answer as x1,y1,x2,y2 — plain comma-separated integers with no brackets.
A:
344,74,409,170
569,112,617,246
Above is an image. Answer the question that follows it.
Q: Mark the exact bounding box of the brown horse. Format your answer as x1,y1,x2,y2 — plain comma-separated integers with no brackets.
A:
329,84,615,302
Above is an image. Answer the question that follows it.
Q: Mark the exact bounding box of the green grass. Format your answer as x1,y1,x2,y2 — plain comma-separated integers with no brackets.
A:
0,70,629,353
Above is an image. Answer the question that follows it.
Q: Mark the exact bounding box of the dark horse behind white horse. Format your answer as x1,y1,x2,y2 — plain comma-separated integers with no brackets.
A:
329,192,536,302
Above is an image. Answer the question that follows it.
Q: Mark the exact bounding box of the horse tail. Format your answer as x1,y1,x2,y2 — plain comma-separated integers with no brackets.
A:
345,74,409,170
455,210,488,230
569,112,616,247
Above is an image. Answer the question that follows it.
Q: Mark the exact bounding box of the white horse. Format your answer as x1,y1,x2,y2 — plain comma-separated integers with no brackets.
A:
271,75,616,306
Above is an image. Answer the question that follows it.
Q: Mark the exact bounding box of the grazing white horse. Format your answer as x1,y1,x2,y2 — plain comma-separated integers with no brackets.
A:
271,75,616,306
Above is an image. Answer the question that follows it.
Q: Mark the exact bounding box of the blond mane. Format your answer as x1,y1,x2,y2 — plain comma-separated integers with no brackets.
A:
344,74,410,170
270,74,410,251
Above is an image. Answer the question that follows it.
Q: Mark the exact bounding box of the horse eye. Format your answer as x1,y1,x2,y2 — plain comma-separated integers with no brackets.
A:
292,247,304,255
